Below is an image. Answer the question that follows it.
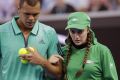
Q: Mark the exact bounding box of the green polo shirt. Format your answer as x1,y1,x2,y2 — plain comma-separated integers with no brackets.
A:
0,17,59,80
62,43,118,80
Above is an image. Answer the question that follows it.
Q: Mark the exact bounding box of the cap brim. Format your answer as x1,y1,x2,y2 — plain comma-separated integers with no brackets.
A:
65,24,88,30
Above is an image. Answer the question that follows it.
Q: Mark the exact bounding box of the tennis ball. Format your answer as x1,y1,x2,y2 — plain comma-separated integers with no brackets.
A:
18,48,29,64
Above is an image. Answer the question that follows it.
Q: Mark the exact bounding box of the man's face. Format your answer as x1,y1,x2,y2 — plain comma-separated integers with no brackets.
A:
18,2,40,29
69,28,88,46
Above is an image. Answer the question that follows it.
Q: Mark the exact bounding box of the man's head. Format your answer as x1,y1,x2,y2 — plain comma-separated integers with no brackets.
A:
17,0,41,29
19,0,42,9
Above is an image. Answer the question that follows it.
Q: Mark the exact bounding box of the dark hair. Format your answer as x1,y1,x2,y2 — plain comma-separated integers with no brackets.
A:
65,28,93,78
19,0,42,8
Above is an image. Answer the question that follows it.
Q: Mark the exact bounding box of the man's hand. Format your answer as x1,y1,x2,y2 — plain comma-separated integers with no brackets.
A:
19,47,45,65
49,54,64,65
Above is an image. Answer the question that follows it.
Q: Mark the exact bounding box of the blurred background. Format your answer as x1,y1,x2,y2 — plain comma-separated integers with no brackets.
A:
0,0,120,78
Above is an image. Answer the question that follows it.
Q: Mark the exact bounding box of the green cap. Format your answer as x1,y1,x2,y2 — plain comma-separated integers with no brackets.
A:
66,12,91,30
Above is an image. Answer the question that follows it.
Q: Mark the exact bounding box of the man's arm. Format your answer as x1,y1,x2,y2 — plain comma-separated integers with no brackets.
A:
0,31,2,80
19,47,62,78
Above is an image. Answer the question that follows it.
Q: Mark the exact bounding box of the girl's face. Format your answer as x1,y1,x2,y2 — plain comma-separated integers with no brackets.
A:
69,28,89,46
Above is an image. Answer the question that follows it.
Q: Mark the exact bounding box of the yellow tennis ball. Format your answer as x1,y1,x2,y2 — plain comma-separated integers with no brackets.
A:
18,48,29,64
19,48,28,55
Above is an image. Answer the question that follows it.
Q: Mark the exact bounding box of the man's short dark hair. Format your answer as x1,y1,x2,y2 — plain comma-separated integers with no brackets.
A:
19,0,42,8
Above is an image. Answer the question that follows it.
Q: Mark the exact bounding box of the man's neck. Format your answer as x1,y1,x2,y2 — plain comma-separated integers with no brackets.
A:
17,19,32,34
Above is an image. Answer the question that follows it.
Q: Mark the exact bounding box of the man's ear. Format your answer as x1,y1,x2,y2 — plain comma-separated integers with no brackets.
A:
17,6,22,14
18,8,20,14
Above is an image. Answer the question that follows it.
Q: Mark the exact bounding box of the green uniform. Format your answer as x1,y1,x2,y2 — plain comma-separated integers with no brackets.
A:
62,41,118,80
63,12,118,80
0,17,59,80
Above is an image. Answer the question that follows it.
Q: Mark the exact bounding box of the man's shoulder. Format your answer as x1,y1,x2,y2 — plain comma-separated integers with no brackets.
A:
38,22,56,33
0,20,11,30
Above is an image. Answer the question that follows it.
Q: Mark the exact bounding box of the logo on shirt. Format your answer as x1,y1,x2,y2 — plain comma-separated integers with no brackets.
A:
86,60,94,64
110,63,113,68
39,39,45,44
